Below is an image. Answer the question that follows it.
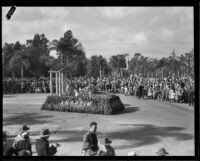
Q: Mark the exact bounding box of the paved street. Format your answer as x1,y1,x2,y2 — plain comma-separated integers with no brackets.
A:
3,93,194,156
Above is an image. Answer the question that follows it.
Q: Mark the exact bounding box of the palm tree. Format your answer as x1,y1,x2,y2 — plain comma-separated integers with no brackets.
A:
9,49,30,87
133,53,141,75
2,43,15,78
48,30,84,78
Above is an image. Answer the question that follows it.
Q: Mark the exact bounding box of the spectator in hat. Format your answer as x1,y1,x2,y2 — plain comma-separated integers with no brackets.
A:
13,125,30,150
82,122,99,156
97,137,116,156
13,132,32,156
156,147,169,156
35,128,57,156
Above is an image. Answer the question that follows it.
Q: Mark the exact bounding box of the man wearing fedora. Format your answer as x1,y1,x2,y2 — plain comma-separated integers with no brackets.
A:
35,128,57,156
98,137,116,156
82,122,99,156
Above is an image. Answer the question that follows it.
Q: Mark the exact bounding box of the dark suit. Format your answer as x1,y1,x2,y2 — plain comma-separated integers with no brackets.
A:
35,138,56,156
82,131,98,152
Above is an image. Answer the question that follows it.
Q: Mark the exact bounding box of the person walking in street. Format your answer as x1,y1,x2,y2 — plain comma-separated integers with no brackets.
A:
82,122,99,156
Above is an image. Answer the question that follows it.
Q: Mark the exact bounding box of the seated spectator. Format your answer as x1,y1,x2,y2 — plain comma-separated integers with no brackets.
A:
13,125,30,150
13,132,32,156
98,138,115,156
35,128,57,156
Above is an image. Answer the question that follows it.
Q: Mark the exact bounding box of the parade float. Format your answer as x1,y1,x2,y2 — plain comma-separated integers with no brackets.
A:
41,69,124,115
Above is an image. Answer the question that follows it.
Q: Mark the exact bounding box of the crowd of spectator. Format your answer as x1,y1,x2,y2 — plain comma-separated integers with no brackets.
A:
3,73,195,106
69,73,195,106
3,77,51,94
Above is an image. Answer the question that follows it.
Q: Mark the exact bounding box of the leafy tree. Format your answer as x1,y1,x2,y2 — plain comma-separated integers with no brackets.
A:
9,50,30,80
86,55,108,78
108,54,127,76
26,34,54,77
49,30,87,78
2,41,30,78
2,43,15,77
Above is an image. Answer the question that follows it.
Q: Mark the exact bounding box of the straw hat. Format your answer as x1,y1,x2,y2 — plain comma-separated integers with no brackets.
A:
20,125,30,132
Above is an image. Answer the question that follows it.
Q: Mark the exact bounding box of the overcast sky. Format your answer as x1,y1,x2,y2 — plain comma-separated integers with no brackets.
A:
2,7,193,59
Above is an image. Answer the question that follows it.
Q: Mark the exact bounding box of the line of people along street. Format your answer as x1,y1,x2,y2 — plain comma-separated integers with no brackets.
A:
3,123,169,156
3,73,195,106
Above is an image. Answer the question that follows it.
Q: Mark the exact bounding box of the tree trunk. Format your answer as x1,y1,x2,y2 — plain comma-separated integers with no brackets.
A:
100,69,102,79
21,64,23,89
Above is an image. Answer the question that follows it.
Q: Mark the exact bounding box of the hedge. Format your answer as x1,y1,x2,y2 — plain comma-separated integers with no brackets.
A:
41,93,124,115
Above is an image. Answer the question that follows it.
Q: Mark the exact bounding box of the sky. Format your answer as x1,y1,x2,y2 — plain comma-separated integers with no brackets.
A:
2,7,194,59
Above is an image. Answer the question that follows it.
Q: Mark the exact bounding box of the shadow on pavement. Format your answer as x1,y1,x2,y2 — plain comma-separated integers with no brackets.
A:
108,124,193,149
5,123,193,155
30,129,91,145
3,95,16,98
116,106,140,115
29,124,193,150
3,113,54,126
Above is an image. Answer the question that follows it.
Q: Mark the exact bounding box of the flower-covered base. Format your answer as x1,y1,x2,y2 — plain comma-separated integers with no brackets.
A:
41,94,124,115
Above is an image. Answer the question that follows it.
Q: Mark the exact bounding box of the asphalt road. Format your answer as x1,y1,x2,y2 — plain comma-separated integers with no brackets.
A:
3,93,194,156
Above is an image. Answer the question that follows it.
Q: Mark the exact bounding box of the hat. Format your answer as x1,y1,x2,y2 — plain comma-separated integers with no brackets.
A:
100,137,112,145
156,148,169,156
40,128,50,137
90,122,97,127
21,125,30,131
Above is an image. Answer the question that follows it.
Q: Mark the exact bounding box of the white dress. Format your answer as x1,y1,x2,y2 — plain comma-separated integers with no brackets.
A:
169,89,175,99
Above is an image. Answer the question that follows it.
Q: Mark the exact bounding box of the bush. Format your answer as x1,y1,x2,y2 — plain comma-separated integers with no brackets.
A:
41,94,124,115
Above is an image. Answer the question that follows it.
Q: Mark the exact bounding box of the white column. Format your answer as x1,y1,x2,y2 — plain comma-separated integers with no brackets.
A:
61,73,64,95
59,72,61,96
56,73,58,95
50,72,53,96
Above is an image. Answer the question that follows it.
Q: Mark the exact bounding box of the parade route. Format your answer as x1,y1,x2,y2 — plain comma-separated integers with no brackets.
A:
3,93,194,156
